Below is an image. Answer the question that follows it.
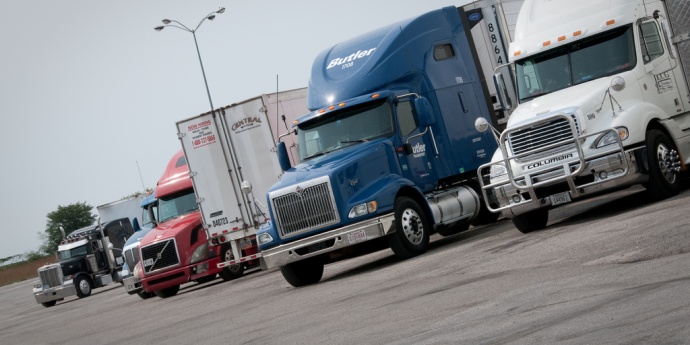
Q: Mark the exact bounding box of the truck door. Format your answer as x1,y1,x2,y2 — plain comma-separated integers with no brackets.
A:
396,99,437,192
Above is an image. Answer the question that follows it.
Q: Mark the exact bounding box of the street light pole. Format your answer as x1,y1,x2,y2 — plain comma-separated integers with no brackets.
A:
154,7,225,114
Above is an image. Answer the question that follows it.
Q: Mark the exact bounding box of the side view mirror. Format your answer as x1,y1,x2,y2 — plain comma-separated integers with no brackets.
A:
475,117,500,144
493,72,512,111
277,141,292,172
413,98,435,127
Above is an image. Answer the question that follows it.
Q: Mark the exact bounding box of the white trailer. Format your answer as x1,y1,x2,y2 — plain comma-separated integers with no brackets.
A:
176,88,308,271
462,0,525,126
97,194,147,227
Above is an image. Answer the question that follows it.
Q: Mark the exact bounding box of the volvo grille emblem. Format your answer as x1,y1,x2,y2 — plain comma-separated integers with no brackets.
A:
349,178,358,187
295,185,303,197
156,252,162,260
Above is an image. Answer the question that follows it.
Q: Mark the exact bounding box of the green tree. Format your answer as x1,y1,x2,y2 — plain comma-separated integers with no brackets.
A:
38,202,96,254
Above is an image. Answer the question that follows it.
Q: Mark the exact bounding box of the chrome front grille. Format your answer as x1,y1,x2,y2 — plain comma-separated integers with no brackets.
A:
37,264,64,288
124,246,140,271
507,114,579,161
140,238,180,274
270,176,340,238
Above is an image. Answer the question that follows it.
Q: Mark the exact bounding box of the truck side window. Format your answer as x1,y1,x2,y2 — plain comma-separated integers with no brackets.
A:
397,101,418,136
639,21,664,64
433,43,455,61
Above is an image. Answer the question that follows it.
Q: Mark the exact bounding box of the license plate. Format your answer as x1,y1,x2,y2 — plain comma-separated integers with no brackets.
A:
347,230,367,244
550,192,572,206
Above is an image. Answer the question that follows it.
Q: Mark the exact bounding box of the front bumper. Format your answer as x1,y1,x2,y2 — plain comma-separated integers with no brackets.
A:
480,145,647,217
140,256,221,292
33,284,76,304
123,276,142,295
260,214,395,269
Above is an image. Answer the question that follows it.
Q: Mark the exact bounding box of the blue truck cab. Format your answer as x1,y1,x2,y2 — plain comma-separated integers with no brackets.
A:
257,6,501,287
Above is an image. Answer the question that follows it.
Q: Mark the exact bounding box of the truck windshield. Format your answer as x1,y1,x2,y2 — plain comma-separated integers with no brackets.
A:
58,244,88,261
141,203,158,227
516,25,636,102
158,189,198,223
298,100,394,161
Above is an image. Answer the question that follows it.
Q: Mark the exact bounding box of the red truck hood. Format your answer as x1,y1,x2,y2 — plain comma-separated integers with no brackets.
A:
140,212,203,245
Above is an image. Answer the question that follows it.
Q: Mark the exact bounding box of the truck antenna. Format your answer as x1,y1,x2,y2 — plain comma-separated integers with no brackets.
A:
136,160,146,191
276,74,280,141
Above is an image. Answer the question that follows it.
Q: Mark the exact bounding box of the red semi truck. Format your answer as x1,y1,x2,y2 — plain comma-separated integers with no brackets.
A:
135,150,256,298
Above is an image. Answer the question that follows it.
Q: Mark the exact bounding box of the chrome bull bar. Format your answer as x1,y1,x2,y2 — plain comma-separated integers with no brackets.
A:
478,114,628,213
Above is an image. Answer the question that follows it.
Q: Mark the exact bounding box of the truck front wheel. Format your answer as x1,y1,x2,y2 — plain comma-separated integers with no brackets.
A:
74,276,92,298
387,197,430,259
280,256,324,287
219,245,245,281
154,285,180,298
512,208,549,234
643,129,681,201
136,291,155,299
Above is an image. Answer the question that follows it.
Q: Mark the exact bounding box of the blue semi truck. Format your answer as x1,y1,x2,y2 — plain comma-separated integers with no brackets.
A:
256,2,523,287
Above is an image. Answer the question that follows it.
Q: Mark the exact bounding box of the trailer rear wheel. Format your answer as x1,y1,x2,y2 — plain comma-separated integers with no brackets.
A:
512,209,549,234
643,129,681,201
154,285,180,298
219,245,245,281
41,301,57,308
280,256,324,287
74,276,92,298
387,197,430,259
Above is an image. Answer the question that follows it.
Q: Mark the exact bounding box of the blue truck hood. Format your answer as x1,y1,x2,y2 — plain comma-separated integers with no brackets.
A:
260,138,403,249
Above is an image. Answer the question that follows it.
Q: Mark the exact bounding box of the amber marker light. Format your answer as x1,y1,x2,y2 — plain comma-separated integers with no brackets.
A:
573,30,582,37
328,105,336,110
558,35,566,42
339,102,346,107
371,93,380,99
606,19,616,26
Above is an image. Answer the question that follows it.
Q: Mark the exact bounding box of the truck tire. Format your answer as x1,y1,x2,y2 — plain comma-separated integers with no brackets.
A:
136,291,155,299
643,129,681,201
387,197,430,259
154,285,180,298
74,276,92,298
219,245,245,281
280,256,324,287
41,301,57,308
512,209,549,234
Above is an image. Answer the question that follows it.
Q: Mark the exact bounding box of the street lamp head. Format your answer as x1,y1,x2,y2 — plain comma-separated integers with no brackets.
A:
216,7,225,14
207,14,216,21
162,19,171,24
154,26,165,31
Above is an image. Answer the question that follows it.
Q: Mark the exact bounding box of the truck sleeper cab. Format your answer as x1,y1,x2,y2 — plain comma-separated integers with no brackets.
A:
258,5,509,287
478,0,690,233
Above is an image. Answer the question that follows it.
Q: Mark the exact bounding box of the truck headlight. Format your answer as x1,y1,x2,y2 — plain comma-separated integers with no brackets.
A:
257,232,274,245
348,201,377,219
592,127,628,149
489,163,508,179
190,242,209,264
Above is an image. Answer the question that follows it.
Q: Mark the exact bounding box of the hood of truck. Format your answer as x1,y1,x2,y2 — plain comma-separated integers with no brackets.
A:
261,138,400,249
139,212,201,246
509,77,616,130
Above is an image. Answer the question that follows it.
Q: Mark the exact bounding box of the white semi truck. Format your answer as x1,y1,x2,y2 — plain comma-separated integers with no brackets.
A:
478,0,690,233
175,88,309,274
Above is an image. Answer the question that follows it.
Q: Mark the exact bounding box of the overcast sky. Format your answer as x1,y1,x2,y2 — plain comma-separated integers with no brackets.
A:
0,0,469,259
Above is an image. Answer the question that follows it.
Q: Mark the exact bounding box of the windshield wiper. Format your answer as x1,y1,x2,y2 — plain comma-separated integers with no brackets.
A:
304,151,328,160
340,139,368,144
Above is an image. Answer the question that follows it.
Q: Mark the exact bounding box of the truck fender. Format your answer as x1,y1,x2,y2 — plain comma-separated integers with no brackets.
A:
605,100,668,144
